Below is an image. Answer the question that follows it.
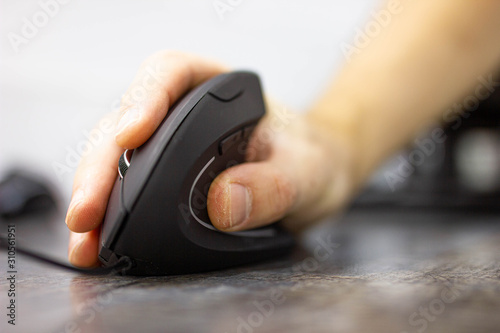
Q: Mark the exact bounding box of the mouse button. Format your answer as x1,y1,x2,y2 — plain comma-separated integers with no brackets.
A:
208,77,244,102
219,130,243,155
242,124,256,139
120,117,183,211
208,89,242,102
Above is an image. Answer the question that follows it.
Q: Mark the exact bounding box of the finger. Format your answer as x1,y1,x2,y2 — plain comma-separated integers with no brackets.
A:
207,116,352,233
65,112,123,233
68,229,100,267
207,161,297,232
115,50,228,149
206,114,303,232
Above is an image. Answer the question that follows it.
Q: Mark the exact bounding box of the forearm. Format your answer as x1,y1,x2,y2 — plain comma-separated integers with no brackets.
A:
307,0,500,188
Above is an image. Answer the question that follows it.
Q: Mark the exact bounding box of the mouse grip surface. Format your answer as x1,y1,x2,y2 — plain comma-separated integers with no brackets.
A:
99,72,294,276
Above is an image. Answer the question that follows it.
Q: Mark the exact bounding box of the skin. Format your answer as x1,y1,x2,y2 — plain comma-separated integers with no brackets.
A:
66,0,500,267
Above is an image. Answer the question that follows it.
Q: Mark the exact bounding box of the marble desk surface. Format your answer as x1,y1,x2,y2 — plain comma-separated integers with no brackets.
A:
1,207,499,333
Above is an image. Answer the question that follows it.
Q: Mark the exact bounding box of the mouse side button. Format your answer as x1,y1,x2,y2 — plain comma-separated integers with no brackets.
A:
219,130,243,155
242,124,256,139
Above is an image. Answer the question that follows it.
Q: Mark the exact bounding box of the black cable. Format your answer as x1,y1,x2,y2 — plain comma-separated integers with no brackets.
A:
0,234,133,275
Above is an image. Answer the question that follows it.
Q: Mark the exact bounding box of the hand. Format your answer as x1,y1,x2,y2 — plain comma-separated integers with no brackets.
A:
207,97,356,233
66,50,356,267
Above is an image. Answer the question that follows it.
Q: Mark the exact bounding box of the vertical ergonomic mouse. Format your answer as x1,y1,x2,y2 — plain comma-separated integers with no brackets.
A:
98,71,294,275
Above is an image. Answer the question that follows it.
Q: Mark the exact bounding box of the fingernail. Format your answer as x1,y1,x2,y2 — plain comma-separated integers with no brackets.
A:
115,108,141,136
66,188,84,227
229,183,251,228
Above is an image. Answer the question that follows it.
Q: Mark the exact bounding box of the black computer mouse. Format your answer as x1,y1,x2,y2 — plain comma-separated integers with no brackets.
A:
99,71,294,275
0,171,56,219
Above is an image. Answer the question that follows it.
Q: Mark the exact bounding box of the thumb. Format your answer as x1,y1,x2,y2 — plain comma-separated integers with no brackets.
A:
207,161,298,232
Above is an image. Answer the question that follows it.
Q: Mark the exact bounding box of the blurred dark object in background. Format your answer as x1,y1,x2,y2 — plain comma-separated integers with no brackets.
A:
355,76,500,210
0,170,57,219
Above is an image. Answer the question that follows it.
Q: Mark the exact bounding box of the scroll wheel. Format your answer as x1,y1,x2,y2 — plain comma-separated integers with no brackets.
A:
118,149,133,179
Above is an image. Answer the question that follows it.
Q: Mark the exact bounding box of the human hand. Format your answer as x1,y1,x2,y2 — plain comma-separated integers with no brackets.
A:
66,51,356,267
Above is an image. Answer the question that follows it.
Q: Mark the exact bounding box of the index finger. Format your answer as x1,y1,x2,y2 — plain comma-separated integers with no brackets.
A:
115,50,229,149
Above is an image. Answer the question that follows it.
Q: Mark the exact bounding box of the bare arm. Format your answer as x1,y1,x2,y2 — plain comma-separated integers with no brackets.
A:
308,0,500,189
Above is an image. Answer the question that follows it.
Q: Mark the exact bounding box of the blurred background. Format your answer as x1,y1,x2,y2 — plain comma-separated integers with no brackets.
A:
0,0,376,203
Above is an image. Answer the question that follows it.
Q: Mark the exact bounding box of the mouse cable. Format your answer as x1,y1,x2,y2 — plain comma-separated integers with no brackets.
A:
0,234,132,276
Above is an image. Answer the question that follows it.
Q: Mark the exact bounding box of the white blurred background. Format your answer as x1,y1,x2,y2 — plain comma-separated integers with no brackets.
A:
0,0,377,205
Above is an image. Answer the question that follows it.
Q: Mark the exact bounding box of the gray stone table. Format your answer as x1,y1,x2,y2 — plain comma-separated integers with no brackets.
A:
1,207,500,333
